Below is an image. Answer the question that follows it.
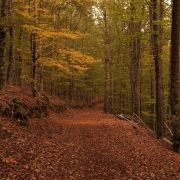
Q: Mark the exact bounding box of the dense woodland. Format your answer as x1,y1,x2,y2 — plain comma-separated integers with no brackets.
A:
0,0,180,179
0,0,180,145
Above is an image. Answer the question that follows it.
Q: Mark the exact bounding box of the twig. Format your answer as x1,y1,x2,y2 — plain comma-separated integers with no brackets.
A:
163,121,173,137
116,113,174,146
116,114,138,127
116,114,132,123
133,113,154,134
162,137,173,145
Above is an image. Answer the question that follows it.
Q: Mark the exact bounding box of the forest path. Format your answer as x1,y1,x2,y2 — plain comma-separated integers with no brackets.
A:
0,106,180,179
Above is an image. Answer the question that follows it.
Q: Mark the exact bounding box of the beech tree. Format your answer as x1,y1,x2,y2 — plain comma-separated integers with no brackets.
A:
170,0,180,117
0,0,8,90
7,0,15,84
150,0,164,138
0,0,179,144
129,0,142,116
170,0,180,152
103,0,113,113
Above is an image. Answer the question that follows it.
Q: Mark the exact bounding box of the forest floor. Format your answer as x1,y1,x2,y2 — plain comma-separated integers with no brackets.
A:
0,105,180,180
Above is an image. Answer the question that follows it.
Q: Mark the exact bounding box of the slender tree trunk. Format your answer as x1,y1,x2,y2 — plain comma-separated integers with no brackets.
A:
17,29,23,86
7,27,15,84
103,1,113,113
31,32,37,96
151,0,164,138
149,3,156,130
129,1,141,116
7,0,14,84
0,0,8,90
39,65,44,92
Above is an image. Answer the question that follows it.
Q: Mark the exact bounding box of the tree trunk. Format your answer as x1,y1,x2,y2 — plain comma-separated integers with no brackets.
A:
103,1,113,113
39,65,44,92
170,0,180,152
7,27,15,84
0,0,8,90
151,0,164,138
31,32,37,97
129,1,141,116
17,29,23,86
170,0,180,117
7,0,14,84
149,2,156,130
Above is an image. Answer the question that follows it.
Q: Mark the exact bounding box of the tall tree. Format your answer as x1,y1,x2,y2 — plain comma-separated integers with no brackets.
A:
17,29,23,86
170,0,180,152
7,0,15,84
31,31,38,97
149,0,156,130
103,0,113,113
129,0,141,116
0,0,8,90
170,0,180,117
151,0,164,138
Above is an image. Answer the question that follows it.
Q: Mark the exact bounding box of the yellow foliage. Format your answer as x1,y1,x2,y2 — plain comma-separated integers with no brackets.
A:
37,57,69,73
16,5,51,16
37,57,90,74
22,25,87,40
59,48,96,65
73,65,88,71
16,10,33,20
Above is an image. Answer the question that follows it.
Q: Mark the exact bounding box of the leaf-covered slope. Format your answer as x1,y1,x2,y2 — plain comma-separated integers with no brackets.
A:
0,107,180,179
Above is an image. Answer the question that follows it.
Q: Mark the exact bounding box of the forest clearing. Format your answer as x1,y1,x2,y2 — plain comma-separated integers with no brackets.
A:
0,0,180,179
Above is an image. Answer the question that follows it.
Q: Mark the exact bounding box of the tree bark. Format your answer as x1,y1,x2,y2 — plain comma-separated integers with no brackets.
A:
129,1,141,116
170,0,180,117
151,0,164,138
149,2,156,130
7,27,15,84
17,29,23,86
0,0,8,90
103,1,113,113
31,32,37,96
170,0,180,152
7,0,14,84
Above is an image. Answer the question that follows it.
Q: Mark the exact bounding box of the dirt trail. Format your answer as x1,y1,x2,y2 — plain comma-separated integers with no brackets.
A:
0,106,180,179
